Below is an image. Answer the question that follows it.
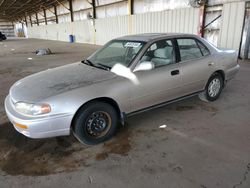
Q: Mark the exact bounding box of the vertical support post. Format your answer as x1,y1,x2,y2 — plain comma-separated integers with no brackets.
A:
24,16,28,27
35,12,39,26
128,0,133,15
54,5,58,24
12,21,14,33
127,0,133,34
92,0,96,19
21,22,25,37
69,0,74,22
43,9,47,25
198,5,206,37
239,2,247,59
91,0,96,44
244,19,250,59
29,14,33,27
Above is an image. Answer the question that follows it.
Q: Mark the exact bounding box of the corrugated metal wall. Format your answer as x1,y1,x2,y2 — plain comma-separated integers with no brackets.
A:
25,0,248,52
28,7,200,45
208,0,245,6
96,7,200,44
131,8,199,34
133,0,190,14
218,1,245,50
95,16,129,44
28,21,94,44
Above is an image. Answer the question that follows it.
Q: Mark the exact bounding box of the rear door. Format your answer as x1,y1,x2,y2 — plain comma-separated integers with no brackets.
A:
176,38,215,95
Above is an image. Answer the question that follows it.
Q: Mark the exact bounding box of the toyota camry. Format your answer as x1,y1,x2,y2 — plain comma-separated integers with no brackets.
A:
5,33,240,145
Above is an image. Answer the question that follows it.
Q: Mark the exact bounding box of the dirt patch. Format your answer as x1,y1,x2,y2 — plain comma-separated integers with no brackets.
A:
0,67,31,77
0,122,88,176
133,128,158,137
171,102,218,113
198,104,218,113
175,106,196,111
0,68,14,75
95,126,133,161
12,51,33,55
0,122,135,176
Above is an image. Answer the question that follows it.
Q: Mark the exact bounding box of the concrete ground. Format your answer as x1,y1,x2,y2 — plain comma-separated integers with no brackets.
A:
0,38,250,188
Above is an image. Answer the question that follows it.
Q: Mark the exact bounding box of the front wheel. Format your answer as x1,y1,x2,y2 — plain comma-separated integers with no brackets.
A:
73,101,118,145
199,73,223,102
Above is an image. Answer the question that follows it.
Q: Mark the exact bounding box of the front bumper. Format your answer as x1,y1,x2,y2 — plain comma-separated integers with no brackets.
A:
4,95,73,138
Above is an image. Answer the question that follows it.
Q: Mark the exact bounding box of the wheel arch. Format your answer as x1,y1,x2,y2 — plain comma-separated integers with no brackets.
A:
71,97,122,130
212,70,225,87
214,70,225,82
203,70,225,90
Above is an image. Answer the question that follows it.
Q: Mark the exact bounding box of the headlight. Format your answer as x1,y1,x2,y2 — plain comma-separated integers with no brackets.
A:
15,102,51,116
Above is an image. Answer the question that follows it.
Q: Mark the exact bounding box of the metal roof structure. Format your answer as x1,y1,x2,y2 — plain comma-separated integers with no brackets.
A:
0,0,68,21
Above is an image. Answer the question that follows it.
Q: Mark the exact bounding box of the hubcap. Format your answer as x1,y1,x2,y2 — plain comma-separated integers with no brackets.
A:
85,111,111,138
208,78,221,97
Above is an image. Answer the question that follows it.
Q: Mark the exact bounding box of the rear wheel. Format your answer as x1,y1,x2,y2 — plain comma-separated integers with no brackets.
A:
73,101,118,145
199,73,223,102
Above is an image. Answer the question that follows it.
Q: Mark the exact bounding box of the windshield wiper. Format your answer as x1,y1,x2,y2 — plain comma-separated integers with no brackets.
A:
97,63,111,71
81,59,94,66
81,59,110,71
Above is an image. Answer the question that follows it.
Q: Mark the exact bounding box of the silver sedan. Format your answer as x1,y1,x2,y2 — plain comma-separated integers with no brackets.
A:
5,33,240,145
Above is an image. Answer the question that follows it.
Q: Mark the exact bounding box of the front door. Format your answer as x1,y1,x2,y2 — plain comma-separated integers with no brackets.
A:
129,39,182,112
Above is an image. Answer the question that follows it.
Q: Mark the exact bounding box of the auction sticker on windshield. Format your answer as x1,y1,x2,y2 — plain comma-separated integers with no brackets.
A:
124,42,141,48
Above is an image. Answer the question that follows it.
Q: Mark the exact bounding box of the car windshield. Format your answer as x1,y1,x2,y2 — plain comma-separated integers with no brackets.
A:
87,40,145,70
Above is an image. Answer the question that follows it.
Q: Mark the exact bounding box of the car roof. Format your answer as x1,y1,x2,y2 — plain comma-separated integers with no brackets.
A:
115,33,198,42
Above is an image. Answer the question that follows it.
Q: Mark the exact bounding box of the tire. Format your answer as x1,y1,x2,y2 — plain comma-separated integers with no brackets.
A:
72,101,118,145
202,73,223,102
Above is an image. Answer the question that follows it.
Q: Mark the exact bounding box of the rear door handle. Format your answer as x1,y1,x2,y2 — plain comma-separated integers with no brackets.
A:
171,70,179,76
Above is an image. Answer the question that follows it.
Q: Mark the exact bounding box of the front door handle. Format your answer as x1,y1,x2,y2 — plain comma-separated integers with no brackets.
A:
171,70,179,76
208,62,214,66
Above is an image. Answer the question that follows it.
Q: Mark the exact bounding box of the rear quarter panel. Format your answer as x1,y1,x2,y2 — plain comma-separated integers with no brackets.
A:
213,49,239,81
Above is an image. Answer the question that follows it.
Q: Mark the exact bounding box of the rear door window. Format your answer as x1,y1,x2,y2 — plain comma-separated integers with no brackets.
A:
197,40,210,56
177,38,203,61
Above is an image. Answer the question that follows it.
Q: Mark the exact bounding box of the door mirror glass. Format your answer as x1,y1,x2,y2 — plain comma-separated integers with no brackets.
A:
134,61,155,72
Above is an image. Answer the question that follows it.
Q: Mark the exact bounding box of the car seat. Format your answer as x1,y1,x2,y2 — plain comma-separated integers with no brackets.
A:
151,46,174,66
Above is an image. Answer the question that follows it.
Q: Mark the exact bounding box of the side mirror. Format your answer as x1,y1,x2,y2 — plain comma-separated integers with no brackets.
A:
134,61,155,72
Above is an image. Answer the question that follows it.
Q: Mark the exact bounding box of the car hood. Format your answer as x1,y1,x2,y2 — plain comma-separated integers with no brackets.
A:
10,62,116,102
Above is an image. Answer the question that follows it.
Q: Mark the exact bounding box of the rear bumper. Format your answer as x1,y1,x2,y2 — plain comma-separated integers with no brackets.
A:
4,95,73,139
225,64,240,81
